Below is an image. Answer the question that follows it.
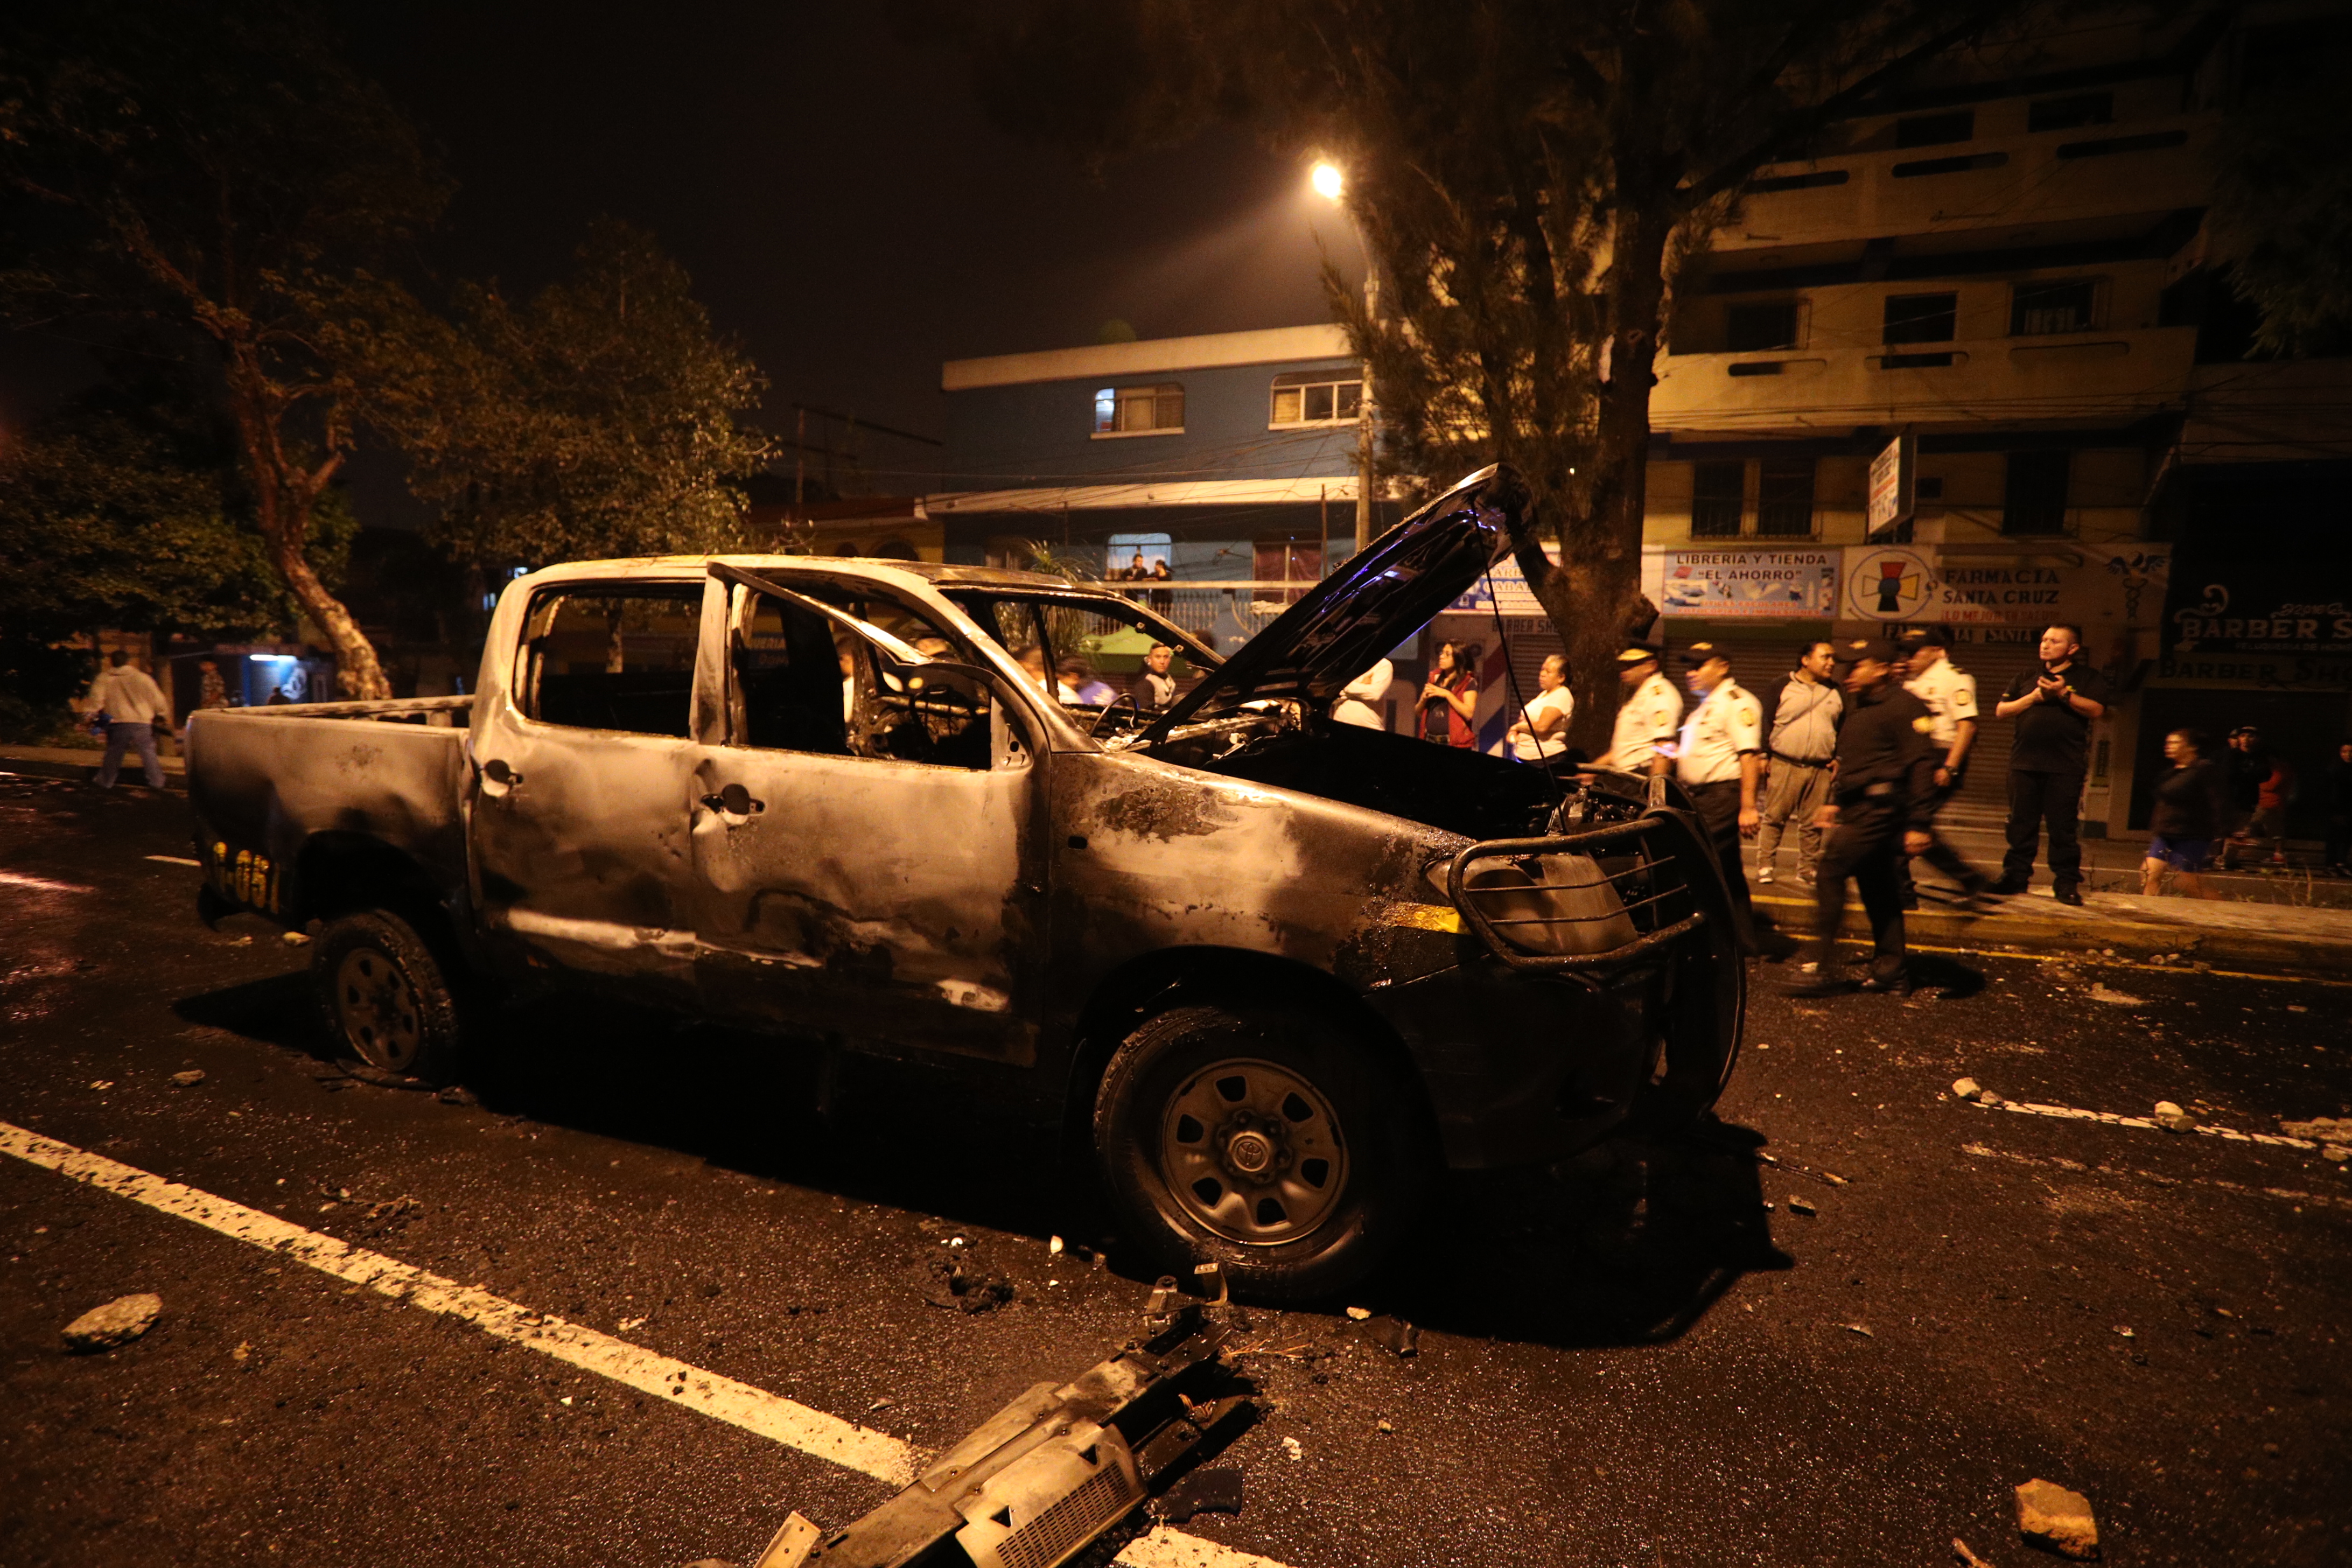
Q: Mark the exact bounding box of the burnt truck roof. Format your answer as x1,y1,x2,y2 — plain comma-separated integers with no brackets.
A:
524,555,1075,592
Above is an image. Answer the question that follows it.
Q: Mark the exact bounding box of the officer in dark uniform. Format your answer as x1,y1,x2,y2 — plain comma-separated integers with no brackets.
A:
1785,639,1938,996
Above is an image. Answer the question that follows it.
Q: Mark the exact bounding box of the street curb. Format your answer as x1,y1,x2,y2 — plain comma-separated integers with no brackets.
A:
1753,891,2352,978
0,755,188,793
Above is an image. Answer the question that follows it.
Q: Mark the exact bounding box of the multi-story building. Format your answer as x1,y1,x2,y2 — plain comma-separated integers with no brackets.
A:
919,5,2352,842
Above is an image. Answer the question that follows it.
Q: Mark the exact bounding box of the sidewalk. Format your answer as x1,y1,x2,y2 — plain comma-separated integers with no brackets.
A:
0,744,186,790
1753,882,2352,978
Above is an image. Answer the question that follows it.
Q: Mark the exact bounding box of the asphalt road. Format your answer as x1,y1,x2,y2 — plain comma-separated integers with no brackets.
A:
4,777,2349,1568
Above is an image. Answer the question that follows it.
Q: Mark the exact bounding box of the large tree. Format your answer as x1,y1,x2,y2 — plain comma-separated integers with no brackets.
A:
971,0,2025,750
360,220,774,572
0,0,449,697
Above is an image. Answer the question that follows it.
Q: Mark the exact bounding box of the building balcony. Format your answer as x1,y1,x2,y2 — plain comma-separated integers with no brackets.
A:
1717,114,2213,253
1651,324,2199,435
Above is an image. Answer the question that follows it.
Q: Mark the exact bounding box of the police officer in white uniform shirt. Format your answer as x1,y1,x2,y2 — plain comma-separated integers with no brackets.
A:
1674,641,1765,932
1593,645,1683,775
1896,625,1996,908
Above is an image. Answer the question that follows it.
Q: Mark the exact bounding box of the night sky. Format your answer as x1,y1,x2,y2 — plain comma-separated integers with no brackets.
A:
2,3,1363,519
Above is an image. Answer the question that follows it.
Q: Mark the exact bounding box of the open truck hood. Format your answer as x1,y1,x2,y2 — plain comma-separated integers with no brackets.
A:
1146,462,1528,737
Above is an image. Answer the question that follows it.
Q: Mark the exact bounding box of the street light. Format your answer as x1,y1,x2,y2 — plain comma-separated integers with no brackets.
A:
1309,160,1377,556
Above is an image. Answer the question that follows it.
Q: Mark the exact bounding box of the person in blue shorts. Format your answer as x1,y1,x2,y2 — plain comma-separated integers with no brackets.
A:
2141,727,2227,900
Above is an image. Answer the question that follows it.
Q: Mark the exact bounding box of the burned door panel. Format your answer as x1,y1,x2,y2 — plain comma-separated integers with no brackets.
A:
682,583,1045,1062
465,578,709,997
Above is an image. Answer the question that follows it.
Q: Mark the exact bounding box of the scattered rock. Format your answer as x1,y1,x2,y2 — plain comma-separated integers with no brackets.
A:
1788,1196,1818,1216
2153,1100,2197,1133
1344,1305,1371,1321
62,1293,162,1353
435,1084,478,1107
1279,1436,1304,1461
88,1080,114,1092
169,1069,206,1087
1979,1092,2006,1109
2114,1326,2134,1339
2088,984,2144,1006
335,1059,433,1091
618,1316,648,1333
281,929,311,947
232,1340,251,1363
2325,1147,2350,1165
1366,1315,1419,1357
1841,1323,1873,1338
1952,1077,1981,1101
1048,1235,1065,1256
1376,1419,1395,1434
2014,1478,2099,1560
2283,1116,2352,1144
1154,1467,1243,1523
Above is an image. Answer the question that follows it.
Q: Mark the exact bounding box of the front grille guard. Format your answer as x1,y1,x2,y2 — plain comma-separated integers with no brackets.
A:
1444,813,1711,971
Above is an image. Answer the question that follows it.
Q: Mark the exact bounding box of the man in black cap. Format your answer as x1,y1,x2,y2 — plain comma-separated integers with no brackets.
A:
1786,639,1938,996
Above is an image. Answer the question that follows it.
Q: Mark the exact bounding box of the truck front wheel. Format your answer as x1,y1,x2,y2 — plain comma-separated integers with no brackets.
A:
1093,1003,1434,1304
313,910,467,1085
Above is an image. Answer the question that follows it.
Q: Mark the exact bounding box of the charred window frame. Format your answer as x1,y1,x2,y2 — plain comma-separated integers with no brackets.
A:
727,583,996,770
1093,383,1185,437
515,582,705,737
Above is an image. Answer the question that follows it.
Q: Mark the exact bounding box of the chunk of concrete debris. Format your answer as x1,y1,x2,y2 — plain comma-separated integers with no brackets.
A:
2088,984,2144,1006
1345,1305,1372,1321
2014,1478,2099,1560
1281,1436,1304,1461
2153,1101,2197,1133
1366,1315,1419,1357
281,929,311,947
435,1084,478,1107
2283,1116,2352,1145
1952,1078,1981,1102
169,1069,206,1087
1153,1467,1244,1523
1788,1196,1818,1217
62,1293,162,1353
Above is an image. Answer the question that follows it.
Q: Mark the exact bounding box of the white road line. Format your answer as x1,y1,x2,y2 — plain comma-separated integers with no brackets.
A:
0,1119,914,1486
0,870,93,894
145,854,203,867
1968,1097,2322,1150
0,1119,1292,1568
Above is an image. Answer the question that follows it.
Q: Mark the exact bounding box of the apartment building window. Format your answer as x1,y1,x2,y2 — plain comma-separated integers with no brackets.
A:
1093,383,1185,436
1726,300,1801,352
2003,450,2071,536
1269,371,1363,426
1895,110,1973,148
1755,459,1817,537
2011,279,2097,335
1884,292,1959,345
1691,461,1745,538
2028,92,2112,132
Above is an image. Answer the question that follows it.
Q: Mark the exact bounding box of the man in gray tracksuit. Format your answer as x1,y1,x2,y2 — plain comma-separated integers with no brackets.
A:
1754,639,1843,886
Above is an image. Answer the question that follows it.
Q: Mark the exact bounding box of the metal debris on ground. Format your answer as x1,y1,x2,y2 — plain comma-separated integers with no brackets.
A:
1152,1466,1244,1524
62,1292,162,1353
748,1301,1252,1568
169,1069,206,1087
2014,1478,2099,1560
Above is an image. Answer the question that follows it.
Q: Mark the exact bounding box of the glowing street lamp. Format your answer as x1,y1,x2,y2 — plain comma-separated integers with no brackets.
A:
1307,159,1377,554
1310,160,1344,201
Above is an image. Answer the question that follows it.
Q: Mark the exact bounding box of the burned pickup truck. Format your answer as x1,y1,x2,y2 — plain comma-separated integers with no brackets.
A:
186,463,1741,1300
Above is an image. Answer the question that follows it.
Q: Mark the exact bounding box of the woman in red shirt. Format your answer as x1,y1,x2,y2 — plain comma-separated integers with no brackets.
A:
1418,641,1479,748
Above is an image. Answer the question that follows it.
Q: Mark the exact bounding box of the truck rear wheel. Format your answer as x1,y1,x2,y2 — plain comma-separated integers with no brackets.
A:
313,910,466,1086
1093,1003,1433,1304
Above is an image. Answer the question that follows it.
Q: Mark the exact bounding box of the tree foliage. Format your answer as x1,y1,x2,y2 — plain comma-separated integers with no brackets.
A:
2205,15,2352,359
0,0,449,697
363,220,773,571
971,0,2025,748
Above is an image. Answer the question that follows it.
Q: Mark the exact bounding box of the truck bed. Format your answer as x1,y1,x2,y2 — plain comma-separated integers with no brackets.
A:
184,698,474,922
